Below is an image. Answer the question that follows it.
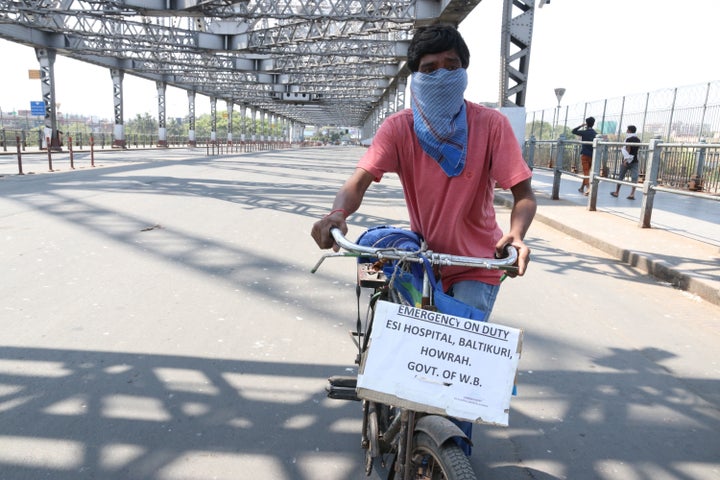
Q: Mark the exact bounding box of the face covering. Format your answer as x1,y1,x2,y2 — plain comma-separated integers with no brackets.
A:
411,68,468,177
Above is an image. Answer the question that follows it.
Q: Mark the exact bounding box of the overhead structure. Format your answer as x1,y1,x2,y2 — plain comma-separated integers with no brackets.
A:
499,0,535,107
0,0,539,132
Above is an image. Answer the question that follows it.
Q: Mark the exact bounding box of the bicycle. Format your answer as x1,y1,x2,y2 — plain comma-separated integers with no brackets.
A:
312,227,521,480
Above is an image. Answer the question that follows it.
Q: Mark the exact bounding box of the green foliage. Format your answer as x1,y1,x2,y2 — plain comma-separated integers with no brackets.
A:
526,120,572,140
309,126,354,144
125,113,157,135
4,110,288,142
178,113,283,139
166,117,186,137
526,120,552,140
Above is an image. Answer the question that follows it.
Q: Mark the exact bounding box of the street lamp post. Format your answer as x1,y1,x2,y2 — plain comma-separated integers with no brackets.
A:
553,88,566,138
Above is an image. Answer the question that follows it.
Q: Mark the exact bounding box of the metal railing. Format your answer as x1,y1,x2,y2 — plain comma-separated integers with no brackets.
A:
0,131,307,177
524,135,720,228
0,128,304,153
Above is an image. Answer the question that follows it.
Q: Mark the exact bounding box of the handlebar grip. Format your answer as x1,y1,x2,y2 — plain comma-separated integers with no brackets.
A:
496,244,519,274
330,226,342,243
330,227,377,255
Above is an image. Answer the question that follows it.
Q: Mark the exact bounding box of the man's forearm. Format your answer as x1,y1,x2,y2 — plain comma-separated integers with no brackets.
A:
332,186,363,216
509,179,537,240
509,198,536,240
330,167,374,216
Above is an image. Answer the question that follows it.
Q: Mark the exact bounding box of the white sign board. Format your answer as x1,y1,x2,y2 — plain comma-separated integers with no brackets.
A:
356,300,522,426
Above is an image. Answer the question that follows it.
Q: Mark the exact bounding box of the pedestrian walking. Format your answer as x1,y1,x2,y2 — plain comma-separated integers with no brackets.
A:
572,117,598,196
611,125,641,199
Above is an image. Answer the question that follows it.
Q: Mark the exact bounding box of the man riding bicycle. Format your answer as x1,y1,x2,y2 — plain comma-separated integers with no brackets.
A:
311,23,536,319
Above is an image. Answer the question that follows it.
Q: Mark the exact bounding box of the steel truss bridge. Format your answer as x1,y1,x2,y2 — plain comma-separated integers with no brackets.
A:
0,0,541,146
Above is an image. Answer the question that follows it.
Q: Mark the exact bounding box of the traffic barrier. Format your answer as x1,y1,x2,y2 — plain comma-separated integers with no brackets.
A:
90,135,95,167
46,136,53,171
69,136,75,169
16,136,23,175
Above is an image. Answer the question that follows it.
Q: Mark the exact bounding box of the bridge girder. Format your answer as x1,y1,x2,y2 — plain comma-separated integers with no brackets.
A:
0,0,536,128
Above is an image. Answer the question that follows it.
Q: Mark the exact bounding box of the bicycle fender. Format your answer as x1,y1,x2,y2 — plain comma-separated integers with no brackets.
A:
414,415,472,447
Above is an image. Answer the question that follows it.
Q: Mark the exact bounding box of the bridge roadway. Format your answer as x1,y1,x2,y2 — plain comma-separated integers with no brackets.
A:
0,146,718,479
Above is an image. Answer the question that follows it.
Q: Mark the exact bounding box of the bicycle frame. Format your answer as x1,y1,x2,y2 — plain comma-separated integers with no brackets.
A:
316,227,519,479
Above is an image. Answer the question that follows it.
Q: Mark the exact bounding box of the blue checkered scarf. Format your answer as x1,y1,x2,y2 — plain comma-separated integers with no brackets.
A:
411,68,468,177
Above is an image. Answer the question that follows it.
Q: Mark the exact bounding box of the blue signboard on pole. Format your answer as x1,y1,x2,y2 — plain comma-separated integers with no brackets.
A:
30,101,45,116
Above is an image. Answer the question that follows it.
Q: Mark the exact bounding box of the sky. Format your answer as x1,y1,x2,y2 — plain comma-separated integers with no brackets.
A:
0,0,717,122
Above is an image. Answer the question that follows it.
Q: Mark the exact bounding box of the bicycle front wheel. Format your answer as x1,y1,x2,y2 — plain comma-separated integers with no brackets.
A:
410,432,477,480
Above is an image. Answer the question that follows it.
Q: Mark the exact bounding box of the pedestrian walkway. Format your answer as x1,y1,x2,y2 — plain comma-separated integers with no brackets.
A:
496,169,720,307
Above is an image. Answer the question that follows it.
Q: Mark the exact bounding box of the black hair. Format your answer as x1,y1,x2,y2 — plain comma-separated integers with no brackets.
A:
407,24,470,73
586,117,595,127
627,125,637,133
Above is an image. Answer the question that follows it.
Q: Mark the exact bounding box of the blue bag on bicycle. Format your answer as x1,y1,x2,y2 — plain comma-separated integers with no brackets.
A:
420,257,488,321
356,226,425,307
356,226,488,321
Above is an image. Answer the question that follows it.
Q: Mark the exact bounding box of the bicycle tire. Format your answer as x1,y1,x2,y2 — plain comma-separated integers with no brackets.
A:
410,431,477,480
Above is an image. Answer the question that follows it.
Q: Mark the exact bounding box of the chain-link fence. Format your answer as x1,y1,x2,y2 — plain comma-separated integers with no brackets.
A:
528,81,720,144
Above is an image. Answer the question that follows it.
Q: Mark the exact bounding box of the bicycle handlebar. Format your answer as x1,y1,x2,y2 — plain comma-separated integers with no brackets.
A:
311,227,518,273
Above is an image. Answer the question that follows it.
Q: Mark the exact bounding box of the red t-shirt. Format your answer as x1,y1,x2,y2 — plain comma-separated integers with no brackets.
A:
357,102,531,287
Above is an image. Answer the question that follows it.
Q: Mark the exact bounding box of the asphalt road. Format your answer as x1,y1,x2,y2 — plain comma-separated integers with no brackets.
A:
1,147,718,480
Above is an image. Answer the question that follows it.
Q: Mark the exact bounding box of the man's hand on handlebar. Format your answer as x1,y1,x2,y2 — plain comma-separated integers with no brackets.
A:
495,235,531,278
311,211,348,252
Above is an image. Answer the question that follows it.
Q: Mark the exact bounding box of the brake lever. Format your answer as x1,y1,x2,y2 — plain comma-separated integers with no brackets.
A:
311,251,360,274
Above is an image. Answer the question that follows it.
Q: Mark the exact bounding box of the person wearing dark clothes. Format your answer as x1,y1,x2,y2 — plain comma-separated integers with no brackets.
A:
611,125,641,199
571,117,598,196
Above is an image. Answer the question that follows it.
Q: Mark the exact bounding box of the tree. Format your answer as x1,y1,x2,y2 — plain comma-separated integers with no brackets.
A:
166,117,187,137
125,113,157,135
526,120,554,140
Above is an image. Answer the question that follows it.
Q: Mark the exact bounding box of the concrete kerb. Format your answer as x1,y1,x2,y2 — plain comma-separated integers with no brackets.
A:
494,190,720,308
